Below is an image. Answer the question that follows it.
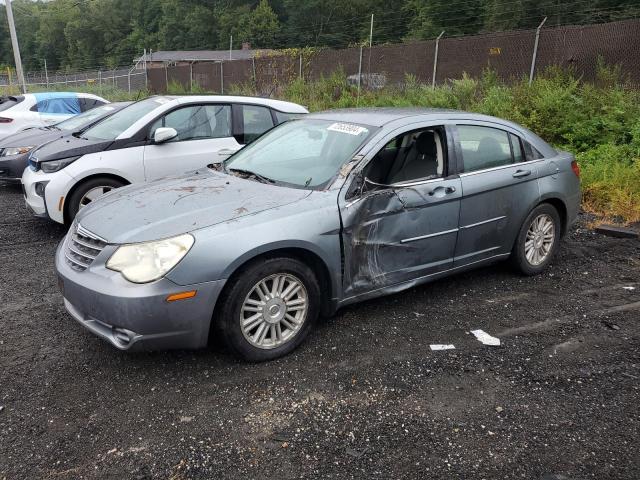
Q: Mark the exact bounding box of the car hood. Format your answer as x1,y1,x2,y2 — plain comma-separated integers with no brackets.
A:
30,134,111,163
0,128,65,150
75,169,313,244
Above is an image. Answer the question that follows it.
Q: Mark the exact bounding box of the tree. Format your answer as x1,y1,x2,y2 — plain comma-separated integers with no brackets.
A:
249,0,280,47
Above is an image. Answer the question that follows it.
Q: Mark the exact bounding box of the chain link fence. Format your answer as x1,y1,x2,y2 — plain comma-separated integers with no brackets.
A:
0,66,147,93
146,18,640,95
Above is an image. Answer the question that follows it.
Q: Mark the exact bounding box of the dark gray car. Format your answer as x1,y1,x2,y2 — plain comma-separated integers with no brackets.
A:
55,108,581,361
0,102,130,182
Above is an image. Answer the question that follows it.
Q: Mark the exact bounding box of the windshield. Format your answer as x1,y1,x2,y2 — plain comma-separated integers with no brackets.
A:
55,104,118,131
82,97,169,141
224,118,374,188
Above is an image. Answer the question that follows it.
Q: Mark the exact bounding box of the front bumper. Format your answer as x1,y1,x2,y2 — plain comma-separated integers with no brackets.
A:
0,154,29,182
55,238,226,351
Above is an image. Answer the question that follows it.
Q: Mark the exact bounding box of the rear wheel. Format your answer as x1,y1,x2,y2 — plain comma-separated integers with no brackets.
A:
66,176,125,224
217,257,320,362
512,203,561,275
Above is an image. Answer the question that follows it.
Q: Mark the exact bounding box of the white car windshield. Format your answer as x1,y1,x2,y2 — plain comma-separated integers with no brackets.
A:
224,119,374,188
55,104,118,131
82,97,169,141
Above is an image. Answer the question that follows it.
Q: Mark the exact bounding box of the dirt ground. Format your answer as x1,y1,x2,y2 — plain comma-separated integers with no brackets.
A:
0,183,639,480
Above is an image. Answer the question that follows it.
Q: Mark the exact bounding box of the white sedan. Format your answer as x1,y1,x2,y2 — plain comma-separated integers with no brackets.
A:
0,92,108,139
22,95,308,224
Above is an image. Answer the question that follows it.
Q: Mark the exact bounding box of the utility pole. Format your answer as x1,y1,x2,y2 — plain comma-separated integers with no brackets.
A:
368,14,373,75
5,0,27,93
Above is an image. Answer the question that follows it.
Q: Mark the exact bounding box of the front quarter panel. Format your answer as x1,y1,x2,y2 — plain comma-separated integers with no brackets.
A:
165,191,343,303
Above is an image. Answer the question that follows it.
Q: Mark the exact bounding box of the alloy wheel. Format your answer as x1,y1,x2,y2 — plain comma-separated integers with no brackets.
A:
240,273,308,350
524,213,555,266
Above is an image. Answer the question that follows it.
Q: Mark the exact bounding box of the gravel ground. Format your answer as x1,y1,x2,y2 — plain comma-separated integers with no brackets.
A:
0,183,639,480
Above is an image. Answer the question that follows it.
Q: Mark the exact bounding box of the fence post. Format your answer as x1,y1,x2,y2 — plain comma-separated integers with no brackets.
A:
44,59,49,88
299,53,303,80
252,57,256,94
529,17,547,86
357,45,363,106
190,61,194,92
127,71,131,93
220,61,224,94
164,62,169,92
143,48,148,90
432,31,445,89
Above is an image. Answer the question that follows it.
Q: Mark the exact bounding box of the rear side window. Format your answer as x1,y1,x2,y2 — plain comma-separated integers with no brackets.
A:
241,105,274,143
273,110,303,125
523,141,544,161
510,133,524,163
0,96,24,112
458,125,512,173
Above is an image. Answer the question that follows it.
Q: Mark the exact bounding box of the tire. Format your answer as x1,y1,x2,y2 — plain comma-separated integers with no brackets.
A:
511,203,561,276
217,257,320,362
66,176,125,224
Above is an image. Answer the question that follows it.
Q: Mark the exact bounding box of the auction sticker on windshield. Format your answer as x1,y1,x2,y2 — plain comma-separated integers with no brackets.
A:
327,123,368,136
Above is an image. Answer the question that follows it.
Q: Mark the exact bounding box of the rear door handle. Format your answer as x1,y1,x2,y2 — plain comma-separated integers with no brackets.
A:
513,169,531,178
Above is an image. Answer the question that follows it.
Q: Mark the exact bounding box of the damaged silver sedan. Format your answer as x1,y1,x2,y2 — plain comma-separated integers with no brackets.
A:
55,109,581,361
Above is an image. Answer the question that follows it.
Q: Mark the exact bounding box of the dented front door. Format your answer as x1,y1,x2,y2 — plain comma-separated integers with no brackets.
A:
339,178,461,299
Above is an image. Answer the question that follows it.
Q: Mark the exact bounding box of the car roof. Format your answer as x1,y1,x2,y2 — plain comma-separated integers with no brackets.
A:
306,107,555,155
172,95,308,113
307,107,534,127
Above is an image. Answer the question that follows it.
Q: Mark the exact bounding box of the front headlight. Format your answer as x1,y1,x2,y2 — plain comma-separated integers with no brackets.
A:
40,156,81,173
2,146,34,157
106,234,195,283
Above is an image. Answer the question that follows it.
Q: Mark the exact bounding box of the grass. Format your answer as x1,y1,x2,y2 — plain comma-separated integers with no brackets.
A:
3,64,639,223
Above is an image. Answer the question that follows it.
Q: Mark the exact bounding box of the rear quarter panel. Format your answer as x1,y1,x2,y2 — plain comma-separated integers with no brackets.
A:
537,150,581,233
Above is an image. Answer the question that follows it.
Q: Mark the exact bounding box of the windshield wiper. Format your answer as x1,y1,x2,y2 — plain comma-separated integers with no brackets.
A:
228,168,275,184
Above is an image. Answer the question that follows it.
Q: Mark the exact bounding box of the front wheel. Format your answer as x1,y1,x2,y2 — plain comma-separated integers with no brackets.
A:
66,176,125,224
217,257,320,362
512,204,561,276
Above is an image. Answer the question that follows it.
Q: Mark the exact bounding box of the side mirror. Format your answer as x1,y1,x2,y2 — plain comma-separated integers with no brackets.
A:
153,127,178,144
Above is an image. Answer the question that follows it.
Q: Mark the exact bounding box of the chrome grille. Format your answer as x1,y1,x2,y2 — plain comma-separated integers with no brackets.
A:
64,223,107,272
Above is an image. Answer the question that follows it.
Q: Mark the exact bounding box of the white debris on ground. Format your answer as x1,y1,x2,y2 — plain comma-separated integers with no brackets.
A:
471,329,501,346
430,344,455,351
622,286,636,291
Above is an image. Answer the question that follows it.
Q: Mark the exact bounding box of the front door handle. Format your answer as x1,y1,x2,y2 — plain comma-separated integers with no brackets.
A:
513,169,532,178
428,186,456,196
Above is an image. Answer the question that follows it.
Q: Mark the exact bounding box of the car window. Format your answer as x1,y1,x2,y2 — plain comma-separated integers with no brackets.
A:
458,125,513,173
363,127,446,185
0,96,24,112
225,118,374,189
78,97,107,112
150,104,231,142
272,110,303,124
510,133,524,163
82,97,169,141
242,105,274,143
55,104,118,131
32,97,81,115
523,140,544,161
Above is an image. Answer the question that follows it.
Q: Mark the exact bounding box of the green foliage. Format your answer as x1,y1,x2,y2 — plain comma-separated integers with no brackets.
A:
2,0,640,71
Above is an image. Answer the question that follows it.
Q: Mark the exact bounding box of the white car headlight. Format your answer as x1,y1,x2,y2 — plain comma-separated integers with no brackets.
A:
106,234,194,283
2,146,34,156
